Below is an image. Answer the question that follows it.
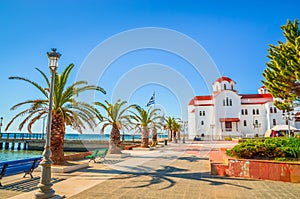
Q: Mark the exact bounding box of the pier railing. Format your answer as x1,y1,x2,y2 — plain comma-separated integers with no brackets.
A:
0,133,44,140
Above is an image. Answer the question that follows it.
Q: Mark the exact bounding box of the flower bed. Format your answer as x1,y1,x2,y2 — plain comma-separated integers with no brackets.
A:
209,138,300,182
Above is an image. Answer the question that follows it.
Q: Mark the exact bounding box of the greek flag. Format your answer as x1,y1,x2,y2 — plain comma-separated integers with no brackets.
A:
146,92,155,107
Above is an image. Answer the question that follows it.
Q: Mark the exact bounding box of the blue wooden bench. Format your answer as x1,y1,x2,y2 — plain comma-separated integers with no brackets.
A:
0,157,42,186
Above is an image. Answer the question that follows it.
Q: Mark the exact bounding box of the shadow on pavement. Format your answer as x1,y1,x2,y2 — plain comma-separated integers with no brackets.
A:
87,163,255,190
0,177,64,192
178,156,209,162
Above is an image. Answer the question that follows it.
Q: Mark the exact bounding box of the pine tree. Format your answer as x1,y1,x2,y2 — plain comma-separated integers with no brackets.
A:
262,19,300,110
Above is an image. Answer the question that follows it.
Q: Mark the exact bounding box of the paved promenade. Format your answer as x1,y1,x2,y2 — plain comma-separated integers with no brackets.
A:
1,141,300,199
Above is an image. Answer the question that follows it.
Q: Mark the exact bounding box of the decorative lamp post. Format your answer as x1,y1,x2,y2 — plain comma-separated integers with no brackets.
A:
253,122,261,137
0,117,3,134
210,124,215,141
180,121,186,143
282,110,295,138
35,48,61,199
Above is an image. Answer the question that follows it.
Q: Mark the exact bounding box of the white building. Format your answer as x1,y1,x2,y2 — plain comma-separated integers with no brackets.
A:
188,76,292,140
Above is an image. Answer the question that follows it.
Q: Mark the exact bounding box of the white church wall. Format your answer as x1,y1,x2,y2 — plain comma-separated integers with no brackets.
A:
187,77,292,139
188,105,196,139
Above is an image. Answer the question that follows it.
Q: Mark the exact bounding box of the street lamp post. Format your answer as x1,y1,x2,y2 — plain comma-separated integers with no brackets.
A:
181,121,187,143
35,48,61,199
41,116,47,140
253,123,261,137
210,124,215,141
282,110,294,138
0,117,3,134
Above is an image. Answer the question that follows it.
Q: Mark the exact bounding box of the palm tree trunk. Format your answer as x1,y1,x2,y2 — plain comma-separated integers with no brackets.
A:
50,112,66,165
173,131,177,143
168,130,173,141
109,124,122,154
141,126,149,148
152,127,157,145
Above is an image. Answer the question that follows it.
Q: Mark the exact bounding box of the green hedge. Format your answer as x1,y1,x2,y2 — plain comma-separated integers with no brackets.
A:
226,138,300,160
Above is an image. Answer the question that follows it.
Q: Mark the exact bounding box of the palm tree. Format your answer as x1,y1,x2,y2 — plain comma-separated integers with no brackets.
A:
130,106,161,148
5,64,105,164
150,117,164,146
164,116,181,142
164,116,174,141
172,120,182,143
95,100,134,154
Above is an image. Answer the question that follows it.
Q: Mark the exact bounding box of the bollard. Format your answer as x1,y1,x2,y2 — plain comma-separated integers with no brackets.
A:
24,142,28,150
17,142,21,150
5,142,9,150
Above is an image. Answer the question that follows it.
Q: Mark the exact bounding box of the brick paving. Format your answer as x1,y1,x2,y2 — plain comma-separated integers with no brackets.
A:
70,141,300,199
1,141,300,199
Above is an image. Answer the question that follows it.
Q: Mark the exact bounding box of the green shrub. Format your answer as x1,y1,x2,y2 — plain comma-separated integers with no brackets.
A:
226,138,300,160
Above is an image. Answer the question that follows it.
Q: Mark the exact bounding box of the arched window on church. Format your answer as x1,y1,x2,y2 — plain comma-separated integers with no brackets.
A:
223,99,225,106
226,97,229,106
253,109,256,115
256,109,259,115
241,109,244,115
243,120,247,126
245,109,248,115
270,107,273,113
273,119,276,126
231,84,234,90
203,111,205,116
274,107,277,113
199,111,202,116
224,84,226,90
229,99,232,106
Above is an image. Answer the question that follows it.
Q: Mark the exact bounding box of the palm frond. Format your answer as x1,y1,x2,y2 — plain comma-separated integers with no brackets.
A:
9,76,48,98
35,67,50,88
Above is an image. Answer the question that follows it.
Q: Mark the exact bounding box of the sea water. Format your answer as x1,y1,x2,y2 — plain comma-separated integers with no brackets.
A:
0,133,168,162
0,150,42,162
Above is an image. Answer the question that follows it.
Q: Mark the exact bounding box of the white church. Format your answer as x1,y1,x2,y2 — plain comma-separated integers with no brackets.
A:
187,76,295,140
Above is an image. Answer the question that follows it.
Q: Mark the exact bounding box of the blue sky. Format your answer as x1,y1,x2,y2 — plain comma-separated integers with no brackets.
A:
0,0,299,133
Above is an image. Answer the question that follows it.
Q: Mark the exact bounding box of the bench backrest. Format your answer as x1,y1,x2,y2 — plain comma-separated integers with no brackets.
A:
97,148,108,155
0,157,42,176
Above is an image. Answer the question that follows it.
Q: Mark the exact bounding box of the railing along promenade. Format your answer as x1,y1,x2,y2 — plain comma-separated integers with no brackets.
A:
0,133,109,151
0,133,43,150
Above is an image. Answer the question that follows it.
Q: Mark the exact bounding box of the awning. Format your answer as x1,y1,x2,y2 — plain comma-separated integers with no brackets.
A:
271,125,298,131
219,118,240,122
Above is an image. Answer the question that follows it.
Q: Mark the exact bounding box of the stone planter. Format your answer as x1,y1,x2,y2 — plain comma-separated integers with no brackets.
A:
64,152,92,161
211,163,228,176
227,158,300,182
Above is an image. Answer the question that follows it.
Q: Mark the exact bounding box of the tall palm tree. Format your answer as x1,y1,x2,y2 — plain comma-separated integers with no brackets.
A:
130,106,161,148
172,120,182,143
150,116,164,146
164,116,175,141
5,64,105,164
95,100,134,154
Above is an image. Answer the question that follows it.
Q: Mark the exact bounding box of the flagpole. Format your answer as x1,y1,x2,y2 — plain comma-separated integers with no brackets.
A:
153,91,155,110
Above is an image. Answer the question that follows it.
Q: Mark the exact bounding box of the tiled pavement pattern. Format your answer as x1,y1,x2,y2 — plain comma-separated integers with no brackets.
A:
1,141,300,199
70,142,300,199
